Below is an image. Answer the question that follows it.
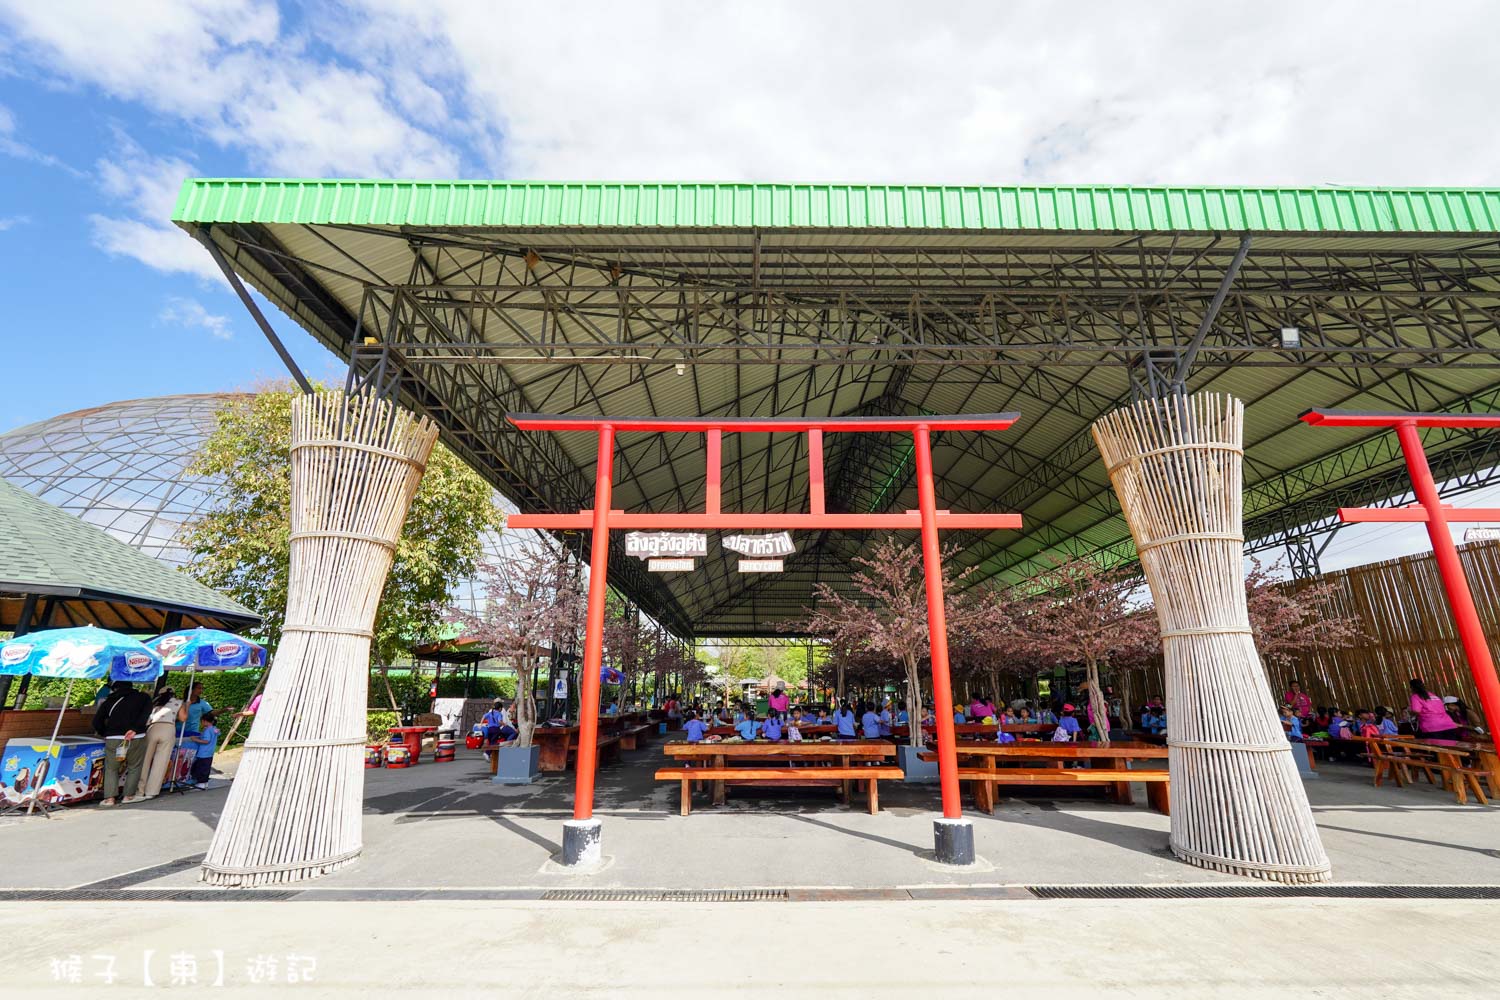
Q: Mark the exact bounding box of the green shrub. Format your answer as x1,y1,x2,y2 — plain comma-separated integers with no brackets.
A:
366,710,399,744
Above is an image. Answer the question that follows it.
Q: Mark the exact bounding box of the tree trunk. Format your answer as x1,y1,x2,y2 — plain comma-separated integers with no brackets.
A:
903,654,924,748
515,658,537,748
379,663,398,712
1085,658,1111,746
835,661,846,702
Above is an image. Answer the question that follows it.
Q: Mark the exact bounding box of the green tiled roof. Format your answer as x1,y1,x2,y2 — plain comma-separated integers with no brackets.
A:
0,477,257,623
174,178,1500,234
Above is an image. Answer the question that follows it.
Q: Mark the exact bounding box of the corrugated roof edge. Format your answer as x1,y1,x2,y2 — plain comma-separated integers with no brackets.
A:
172,179,1500,234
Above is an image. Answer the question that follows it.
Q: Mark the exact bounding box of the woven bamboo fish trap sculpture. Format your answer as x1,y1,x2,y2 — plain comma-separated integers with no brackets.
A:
1092,392,1331,884
201,391,436,886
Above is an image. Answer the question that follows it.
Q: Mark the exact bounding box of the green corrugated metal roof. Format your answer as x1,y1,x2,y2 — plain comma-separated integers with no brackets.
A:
0,477,257,623
174,178,1500,233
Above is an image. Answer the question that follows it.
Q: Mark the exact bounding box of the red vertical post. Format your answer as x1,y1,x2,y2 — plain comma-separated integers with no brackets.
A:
807,429,826,515
705,429,722,515
914,425,963,820
573,424,615,820
1395,421,1500,735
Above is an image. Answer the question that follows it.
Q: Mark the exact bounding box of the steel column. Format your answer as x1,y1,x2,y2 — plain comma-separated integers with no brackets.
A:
914,425,962,821
572,425,615,821
1394,421,1500,735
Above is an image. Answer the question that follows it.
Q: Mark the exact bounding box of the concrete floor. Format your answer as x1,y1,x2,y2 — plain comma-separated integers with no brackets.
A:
2,739,1497,892
6,898,1500,998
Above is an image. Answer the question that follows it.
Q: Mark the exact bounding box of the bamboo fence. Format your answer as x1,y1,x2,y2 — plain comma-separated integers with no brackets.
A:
1093,392,1331,884
1265,540,1500,715
201,392,436,886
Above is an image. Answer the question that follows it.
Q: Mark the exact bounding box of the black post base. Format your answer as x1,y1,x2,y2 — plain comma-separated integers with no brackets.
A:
561,818,603,867
933,817,975,865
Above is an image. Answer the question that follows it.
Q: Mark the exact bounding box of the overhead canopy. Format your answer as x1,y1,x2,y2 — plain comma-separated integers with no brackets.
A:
0,476,260,635
175,180,1500,636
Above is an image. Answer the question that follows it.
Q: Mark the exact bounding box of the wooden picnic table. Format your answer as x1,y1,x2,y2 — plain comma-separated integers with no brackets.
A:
894,722,1057,739
703,724,838,738
387,726,436,763
1405,738,1497,804
920,740,1169,813
664,740,895,806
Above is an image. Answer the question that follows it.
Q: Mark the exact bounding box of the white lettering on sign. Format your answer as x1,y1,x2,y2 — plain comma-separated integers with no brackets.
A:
721,532,796,558
648,558,696,572
1465,527,1500,542
626,531,707,560
738,559,784,573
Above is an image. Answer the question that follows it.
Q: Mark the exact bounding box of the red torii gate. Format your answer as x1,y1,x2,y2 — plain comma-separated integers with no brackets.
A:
506,412,1023,866
1302,409,1500,737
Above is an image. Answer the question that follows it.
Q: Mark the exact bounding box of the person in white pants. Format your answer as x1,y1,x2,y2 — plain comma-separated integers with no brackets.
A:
133,687,186,801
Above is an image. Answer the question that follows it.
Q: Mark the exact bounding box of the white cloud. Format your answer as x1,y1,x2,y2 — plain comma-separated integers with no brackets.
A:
88,135,224,280
0,0,458,177
338,0,1500,185
160,295,234,340
0,215,29,230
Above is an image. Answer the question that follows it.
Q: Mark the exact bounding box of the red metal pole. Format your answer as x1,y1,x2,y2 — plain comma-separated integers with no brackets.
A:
914,425,963,819
573,424,615,820
1395,421,1500,735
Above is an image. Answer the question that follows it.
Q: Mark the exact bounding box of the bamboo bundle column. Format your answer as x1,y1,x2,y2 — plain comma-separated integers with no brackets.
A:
1092,392,1331,884
201,391,436,886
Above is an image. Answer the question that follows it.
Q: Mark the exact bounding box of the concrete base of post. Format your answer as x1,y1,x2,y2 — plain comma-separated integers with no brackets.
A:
933,817,975,865
561,818,603,868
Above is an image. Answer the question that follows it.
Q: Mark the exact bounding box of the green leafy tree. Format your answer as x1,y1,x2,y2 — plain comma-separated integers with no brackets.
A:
183,386,501,672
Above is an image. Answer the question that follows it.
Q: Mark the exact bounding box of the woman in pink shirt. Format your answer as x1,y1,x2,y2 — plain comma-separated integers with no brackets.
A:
1408,678,1463,740
1283,681,1313,720
767,688,790,717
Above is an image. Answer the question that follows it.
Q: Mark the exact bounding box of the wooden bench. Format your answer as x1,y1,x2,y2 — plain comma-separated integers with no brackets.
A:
619,724,654,751
567,734,622,770
655,766,904,816
956,767,1171,815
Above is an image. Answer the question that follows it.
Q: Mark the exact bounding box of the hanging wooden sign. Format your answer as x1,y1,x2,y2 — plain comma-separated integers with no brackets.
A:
722,532,796,558
648,558,696,572
626,531,707,560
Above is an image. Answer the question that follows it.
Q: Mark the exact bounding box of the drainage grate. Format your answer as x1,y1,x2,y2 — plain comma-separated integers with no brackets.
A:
542,888,789,902
77,854,207,892
1026,884,1500,900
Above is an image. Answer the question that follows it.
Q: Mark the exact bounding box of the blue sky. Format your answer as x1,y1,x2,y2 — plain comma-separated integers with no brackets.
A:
2,0,1498,570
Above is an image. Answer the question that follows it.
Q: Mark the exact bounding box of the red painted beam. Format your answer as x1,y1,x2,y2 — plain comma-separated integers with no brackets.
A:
508,512,1024,530
508,412,1020,434
1301,409,1500,429
807,429,825,516
1338,506,1500,524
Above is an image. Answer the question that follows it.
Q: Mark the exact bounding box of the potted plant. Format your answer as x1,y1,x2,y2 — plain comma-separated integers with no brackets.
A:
448,542,584,784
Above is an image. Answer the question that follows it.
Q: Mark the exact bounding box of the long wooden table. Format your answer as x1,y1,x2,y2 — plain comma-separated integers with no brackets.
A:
894,722,1057,739
664,740,895,806
920,740,1169,813
1374,737,1497,804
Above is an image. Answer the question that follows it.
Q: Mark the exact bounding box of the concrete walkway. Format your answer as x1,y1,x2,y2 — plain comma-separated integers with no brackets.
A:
3,740,1496,892
7,897,1499,997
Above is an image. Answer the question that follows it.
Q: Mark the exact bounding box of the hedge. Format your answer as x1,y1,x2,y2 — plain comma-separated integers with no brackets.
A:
366,710,399,744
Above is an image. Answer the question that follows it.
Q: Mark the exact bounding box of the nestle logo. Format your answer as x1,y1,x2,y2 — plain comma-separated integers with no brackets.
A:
214,642,241,657
1,644,33,666
126,653,152,669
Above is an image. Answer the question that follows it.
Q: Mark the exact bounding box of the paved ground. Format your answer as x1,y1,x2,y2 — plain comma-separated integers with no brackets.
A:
7,898,1500,997
3,738,1497,892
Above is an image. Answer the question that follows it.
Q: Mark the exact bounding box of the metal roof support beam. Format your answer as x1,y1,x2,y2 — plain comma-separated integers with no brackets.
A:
1170,234,1252,392
201,229,313,395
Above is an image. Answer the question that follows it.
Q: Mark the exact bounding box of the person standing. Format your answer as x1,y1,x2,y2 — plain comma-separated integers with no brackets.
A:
137,688,188,800
860,702,881,739
683,711,709,743
186,711,220,786
1283,680,1313,721
92,681,151,806
1409,678,1463,741
768,686,790,718
180,682,213,739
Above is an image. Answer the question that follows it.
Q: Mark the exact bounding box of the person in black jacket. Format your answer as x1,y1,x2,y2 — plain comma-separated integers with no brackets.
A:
92,681,151,805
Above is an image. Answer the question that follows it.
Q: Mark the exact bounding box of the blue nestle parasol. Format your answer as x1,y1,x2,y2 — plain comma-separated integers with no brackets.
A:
0,625,161,681
0,626,162,816
144,628,265,794
600,666,624,685
146,628,265,670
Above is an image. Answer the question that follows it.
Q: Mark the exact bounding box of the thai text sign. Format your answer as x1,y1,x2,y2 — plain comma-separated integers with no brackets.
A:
721,532,796,558
625,531,707,560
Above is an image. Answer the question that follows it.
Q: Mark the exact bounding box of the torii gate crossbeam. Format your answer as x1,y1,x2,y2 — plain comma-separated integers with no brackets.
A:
506,412,1023,867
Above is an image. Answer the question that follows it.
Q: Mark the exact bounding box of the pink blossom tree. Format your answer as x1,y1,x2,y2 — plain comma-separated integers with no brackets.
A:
1008,555,1160,745
1244,558,1364,669
793,536,998,747
447,543,584,748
